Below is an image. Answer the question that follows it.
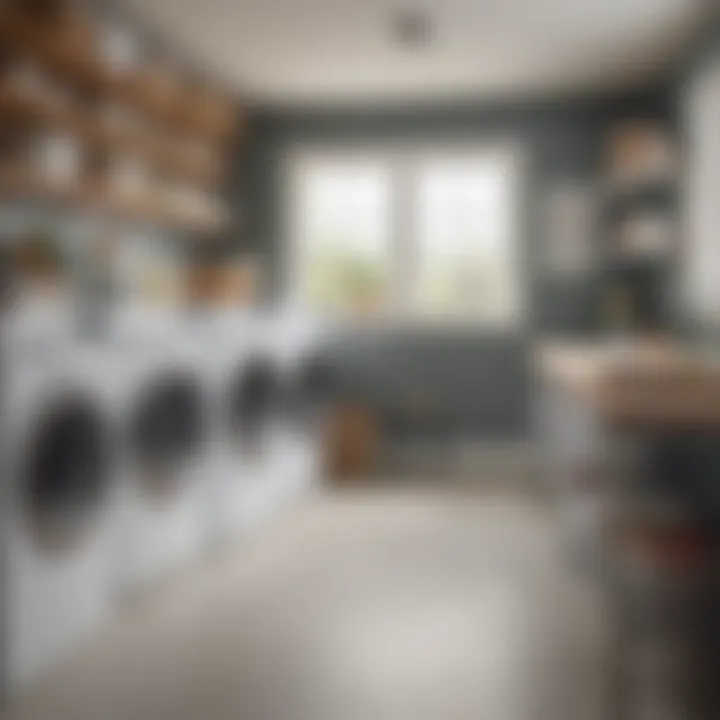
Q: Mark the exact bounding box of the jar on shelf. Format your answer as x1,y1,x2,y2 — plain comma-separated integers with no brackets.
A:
98,22,141,76
606,121,676,189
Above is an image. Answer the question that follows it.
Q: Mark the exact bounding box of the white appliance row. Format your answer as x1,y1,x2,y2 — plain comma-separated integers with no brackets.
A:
0,304,330,700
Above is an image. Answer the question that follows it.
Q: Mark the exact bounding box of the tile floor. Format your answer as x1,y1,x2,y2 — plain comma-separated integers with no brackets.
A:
4,481,610,720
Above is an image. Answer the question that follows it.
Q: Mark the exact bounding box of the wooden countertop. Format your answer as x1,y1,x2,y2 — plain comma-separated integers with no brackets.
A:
536,340,720,428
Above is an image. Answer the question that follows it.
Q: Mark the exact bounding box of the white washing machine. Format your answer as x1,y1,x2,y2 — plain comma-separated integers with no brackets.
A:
186,308,323,546
110,308,210,596
1,316,124,695
164,316,220,561
204,309,287,540
181,310,245,548
272,310,329,502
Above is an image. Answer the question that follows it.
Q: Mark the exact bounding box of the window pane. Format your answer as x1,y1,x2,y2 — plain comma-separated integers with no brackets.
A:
294,159,391,315
414,157,519,322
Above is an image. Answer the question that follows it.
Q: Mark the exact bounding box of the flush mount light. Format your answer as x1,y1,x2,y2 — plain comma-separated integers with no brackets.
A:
392,8,435,49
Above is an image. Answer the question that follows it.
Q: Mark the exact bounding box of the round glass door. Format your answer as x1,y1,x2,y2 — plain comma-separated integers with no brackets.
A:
131,373,204,502
228,357,279,456
286,354,333,429
24,396,110,553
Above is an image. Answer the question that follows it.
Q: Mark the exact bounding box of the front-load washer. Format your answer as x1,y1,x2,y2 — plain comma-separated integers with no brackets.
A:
181,310,249,549
209,310,287,539
280,342,333,499
267,311,327,503
1,330,123,696
162,322,218,561
112,311,209,595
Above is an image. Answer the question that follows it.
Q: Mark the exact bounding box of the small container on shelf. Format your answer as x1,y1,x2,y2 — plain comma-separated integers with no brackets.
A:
9,226,68,298
201,94,236,139
97,22,141,77
1,60,72,115
606,121,676,190
97,101,144,139
138,265,185,305
180,85,236,140
160,135,221,185
160,181,226,230
196,195,228,231
186,255,261,308
0,128,82,190
32,130,82,186
159,181,194,221
614,213,675,260
106,154,152,204
179,135,212,166
225,259,262,304
125,66,183,125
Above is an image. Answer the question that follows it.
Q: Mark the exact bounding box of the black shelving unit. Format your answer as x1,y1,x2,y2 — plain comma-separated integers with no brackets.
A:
600,175,678,333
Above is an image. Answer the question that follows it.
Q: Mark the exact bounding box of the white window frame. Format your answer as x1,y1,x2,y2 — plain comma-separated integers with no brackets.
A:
281,139,528,330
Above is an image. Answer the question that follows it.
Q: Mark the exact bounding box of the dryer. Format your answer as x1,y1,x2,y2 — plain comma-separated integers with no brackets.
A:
1,325,123,695
181,310,246,549
210,309,286,540
190,309,320,544
272,311,330,502
162,320,219,562
281,343,332,500
111,308,210,596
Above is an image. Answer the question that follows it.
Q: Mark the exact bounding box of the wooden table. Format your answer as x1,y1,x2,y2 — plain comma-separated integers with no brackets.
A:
536,340,720,429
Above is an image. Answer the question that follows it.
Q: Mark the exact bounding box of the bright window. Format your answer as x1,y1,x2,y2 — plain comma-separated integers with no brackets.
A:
414,155,520,323
287,146,523,324
291,158,392,315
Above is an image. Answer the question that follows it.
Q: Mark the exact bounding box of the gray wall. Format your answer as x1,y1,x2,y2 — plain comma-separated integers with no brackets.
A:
237,93,667,439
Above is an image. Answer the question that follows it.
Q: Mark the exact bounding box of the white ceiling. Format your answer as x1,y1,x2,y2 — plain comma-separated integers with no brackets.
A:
122,0,705,107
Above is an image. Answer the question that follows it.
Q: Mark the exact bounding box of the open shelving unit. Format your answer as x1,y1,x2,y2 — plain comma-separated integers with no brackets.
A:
0,0,238,236
600,120,678,333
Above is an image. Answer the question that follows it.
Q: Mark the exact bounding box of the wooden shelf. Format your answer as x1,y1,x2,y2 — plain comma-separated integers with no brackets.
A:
0,3,236,236
0,164,227,234
1,8,236,143
0,86,224,187
0,84,90,138
108,191,227,235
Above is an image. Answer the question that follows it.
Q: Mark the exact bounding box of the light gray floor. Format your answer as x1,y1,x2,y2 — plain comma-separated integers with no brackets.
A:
5,482,610,720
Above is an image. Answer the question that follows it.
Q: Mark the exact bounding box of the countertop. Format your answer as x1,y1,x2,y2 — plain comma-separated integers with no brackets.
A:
535,339,720,427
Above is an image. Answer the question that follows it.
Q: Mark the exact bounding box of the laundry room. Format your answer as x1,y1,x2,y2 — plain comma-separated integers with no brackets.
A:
2,1,720,719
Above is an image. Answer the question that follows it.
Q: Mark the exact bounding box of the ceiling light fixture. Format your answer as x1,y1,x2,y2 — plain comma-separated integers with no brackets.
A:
392,8,435,49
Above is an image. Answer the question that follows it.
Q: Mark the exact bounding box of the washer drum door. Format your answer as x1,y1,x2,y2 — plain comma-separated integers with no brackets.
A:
285,354,334,434
22,394,112,554
227,356,281,459
130,372,206,504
